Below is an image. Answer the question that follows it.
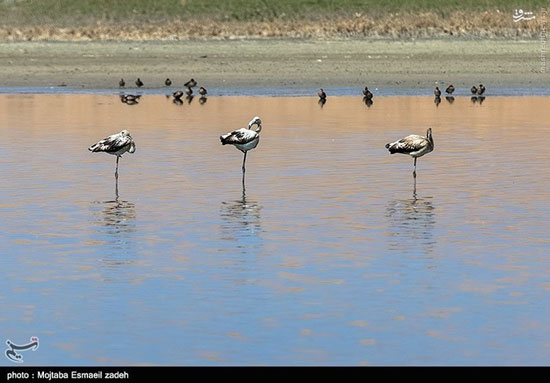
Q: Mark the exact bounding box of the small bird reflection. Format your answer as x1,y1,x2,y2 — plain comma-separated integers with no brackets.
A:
318,98,327,108
363,97,373,107
386,196,436,255
470,96,486,105
434,96,441,107
119,93,142,105
199,96,208,105
445,96,455,104
219,188,262,251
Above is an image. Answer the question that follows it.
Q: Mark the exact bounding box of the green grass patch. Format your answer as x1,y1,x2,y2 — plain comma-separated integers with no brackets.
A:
1,0,548,25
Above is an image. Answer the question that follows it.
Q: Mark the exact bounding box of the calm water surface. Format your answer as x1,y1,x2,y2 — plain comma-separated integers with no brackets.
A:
1,94,549,365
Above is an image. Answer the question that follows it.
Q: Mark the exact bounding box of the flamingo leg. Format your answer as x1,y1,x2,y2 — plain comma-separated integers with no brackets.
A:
413,157,417,178
241,151,247,189
242,151,247,174
115,156,120,200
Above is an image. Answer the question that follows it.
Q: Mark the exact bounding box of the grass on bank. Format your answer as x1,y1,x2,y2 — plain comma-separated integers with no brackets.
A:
1,0,548,26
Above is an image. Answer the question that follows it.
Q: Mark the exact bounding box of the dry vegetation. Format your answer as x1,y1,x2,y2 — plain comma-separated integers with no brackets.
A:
0,0,546,41
0,11,544,41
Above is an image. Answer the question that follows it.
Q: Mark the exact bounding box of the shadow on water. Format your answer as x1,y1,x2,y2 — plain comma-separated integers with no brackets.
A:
219,187,262,254
385,196,436,255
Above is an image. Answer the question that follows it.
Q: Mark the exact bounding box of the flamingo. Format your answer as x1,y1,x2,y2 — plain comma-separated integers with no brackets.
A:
89,130,136,196
220,117,262,184
385,128,434,179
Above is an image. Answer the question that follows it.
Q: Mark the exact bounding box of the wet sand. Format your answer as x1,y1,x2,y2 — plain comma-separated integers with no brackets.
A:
0,39,547,90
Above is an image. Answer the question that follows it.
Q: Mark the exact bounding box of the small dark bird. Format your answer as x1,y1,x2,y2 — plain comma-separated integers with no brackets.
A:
434,87,441,97
165,78,172,86
199,87,207,96
119,78,125,88
445,85,455,95
184,78,197,88
471,86,478,95
362,87,373,100
172,90,183,100
477,84,485,95
318,88,327,100
135,78,143,88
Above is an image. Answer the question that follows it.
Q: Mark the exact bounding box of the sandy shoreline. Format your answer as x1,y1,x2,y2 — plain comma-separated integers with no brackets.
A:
0,39,548,91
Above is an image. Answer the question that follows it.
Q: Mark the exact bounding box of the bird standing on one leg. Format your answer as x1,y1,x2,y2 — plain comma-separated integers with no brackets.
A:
220,117,262,186
385,128,434,180
88,130,136,198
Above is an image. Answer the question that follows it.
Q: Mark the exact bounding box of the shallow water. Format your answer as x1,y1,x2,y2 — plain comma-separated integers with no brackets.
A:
1,94,549,365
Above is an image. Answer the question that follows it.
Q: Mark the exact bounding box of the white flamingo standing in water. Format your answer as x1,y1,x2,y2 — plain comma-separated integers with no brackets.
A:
385,128,434,179
89,130,136,196
220,116,262,185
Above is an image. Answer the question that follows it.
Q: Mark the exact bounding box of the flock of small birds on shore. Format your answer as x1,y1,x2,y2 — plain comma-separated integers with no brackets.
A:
91,78,488,197
117,77,487,108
